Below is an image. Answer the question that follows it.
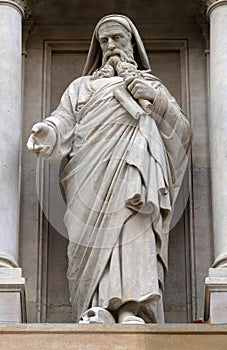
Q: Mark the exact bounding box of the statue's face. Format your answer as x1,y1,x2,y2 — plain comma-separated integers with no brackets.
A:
98,22,133,59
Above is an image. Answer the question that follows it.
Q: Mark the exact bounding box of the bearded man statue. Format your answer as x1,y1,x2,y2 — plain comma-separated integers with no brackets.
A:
27,14,192,324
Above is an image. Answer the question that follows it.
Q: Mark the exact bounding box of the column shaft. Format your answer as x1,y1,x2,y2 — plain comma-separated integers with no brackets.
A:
208,1,227,267
0,1,26,323
0,1,23,267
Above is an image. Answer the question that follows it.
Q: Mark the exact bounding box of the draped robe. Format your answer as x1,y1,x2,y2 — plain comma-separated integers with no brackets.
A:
44,72,191,322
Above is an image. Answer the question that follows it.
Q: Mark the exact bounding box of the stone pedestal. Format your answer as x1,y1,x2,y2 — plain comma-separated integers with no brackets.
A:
0,268,26,323
0,0,26,323
1,324,227,350
205,268,227,323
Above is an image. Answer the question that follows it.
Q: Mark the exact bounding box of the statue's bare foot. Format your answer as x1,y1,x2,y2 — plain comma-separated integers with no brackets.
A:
120,315,145,324
79,307,115,324
117,301,145,324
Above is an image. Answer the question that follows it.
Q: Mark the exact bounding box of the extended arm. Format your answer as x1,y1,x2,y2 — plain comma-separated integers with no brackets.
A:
27,83,78,163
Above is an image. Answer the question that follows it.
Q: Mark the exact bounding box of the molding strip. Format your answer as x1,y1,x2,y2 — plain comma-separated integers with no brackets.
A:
206,0,227,15
0,0,25,15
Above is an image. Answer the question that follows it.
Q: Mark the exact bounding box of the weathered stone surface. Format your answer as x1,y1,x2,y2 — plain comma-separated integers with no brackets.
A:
1,324,227,350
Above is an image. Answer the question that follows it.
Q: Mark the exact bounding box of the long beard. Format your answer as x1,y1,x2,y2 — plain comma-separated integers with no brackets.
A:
102,47,134,66
91,48,139,80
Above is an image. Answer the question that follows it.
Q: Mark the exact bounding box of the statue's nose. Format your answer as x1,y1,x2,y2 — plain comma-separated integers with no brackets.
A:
107,39,115,50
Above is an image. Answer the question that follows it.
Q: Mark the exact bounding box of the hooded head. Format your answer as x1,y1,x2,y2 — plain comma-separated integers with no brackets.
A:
82,14,151,76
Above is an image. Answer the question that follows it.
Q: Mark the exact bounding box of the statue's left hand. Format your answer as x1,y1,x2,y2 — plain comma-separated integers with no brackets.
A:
125,77,156,102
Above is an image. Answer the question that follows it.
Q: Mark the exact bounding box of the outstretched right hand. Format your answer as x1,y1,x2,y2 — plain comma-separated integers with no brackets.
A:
27,122,56,158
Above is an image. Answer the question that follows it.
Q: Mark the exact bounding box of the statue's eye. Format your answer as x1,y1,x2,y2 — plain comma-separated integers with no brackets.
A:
114,35,120,40
101,39,107,44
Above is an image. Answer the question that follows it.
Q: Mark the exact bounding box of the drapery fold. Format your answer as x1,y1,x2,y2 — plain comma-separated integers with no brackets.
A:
43,74,191,322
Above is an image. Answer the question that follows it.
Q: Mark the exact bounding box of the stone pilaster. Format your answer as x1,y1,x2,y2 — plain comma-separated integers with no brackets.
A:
204,0,227,323
0,0,26,322
205,0,227,269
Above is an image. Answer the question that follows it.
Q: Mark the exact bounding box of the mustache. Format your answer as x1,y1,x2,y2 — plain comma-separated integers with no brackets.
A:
102,48,134,65
92,57,138,80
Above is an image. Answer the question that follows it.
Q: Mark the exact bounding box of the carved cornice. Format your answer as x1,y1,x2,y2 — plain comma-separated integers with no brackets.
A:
204,0,219,7
194,1,210,42
12,0,26,7
196,12,209,44
22,16,34,55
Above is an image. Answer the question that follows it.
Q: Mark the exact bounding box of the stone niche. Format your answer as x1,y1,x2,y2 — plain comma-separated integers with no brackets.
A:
20,0,212,323
40,41,190,323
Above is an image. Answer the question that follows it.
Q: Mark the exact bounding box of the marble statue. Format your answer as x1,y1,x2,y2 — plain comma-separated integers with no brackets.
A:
27,14,192,324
